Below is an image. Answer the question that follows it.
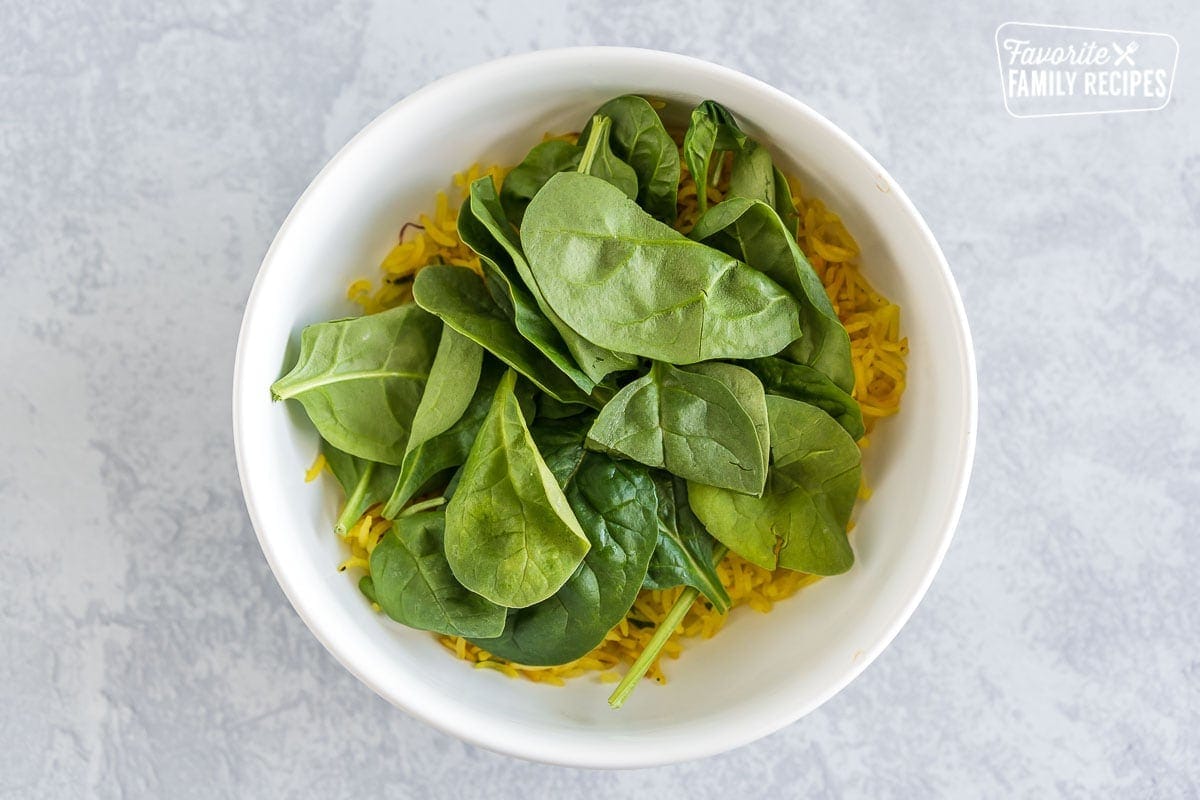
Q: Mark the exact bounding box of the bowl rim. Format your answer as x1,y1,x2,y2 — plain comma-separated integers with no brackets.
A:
233,45,978,768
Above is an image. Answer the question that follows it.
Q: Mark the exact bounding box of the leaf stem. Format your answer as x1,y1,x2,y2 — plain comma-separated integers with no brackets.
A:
608,544,729,709
576,115,610,175
398,496,446,517
335,462,376,535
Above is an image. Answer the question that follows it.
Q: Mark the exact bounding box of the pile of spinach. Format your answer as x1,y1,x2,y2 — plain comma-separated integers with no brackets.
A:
272,96,864,709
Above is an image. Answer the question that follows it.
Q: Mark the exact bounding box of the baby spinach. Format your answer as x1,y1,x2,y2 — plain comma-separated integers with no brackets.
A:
406,324,483,454
320,441,402,534
271,304,441,465
746,356,864,440
580,96,680,223
585,361,768,495
688,396,861,575
683,100,748,212
691,196,855,393
444,369,591,608
411,264,592,406
499,140,582,225
576,114,639,202
468,176,638,387
471,421,659,665
521,172,801,364
643,474,731,612
370,510,506,638
772,167,801,238
459,181,597,393
729,140,776,207
381,358,504,518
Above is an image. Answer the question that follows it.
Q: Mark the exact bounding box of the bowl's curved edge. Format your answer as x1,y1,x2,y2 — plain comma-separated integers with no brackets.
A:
232,45,979,769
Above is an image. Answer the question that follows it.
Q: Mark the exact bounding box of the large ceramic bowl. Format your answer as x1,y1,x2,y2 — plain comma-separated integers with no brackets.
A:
232,47,976,768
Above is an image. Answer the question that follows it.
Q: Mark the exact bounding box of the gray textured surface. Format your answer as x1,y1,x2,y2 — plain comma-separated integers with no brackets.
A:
2,1,1198,796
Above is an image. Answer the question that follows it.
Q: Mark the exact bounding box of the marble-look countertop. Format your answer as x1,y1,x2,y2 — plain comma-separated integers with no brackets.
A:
2,2,1197,796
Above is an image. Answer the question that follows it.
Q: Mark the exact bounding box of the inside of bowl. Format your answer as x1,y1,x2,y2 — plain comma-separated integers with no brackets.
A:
236,50,973,766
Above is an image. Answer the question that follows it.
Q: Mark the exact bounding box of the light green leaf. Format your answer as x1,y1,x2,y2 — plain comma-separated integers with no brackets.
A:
270,304,441,464
444,369,591,608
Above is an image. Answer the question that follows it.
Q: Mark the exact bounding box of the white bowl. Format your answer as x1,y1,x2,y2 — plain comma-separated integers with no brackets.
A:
233,47,976,768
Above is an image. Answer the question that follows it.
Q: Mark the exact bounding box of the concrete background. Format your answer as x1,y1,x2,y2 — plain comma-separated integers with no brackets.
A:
2,1,1197,796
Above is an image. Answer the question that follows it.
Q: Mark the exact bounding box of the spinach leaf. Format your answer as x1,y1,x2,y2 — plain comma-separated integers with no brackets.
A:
271,304,441,465
411,264,593,406
688,396,861,575
580,96,680,223
444,369,591,608
370,510,506,638
643,474,731,612
682,100,747,213
729,139,776,207
772,167,801,238
687,361,770,481
576,114,639,202
381,358,504,518
585,361,768,495
321,440,401,534
499,140,582,225
522,172,802,364
691,196,855,393
458,183,597,393
466,176,637,387
471,422,659,665
406,324,483,454
537,395,591,420
745,356,864,440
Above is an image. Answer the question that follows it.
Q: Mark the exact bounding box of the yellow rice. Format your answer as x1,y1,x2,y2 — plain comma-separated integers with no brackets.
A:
326,130,908,685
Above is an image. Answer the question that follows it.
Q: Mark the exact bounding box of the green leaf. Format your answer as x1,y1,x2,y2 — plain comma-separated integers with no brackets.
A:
580,95,680,223
465,176,637,387
585,361,769,495
576,114,639,202
682,100,748,213
271,304,441,464
444,369,591,608
745,356,864,440
729,140,776,207
772,167,801,238
406,324,483,455
381,358,504,519
688,396,861,575
522,172,802,364
321,440,401,534
411,264,593,406
643,474,731,612
458,185,597,393
499,140,582,225
370,510,506,638
471,420,659,665
691,196,855,393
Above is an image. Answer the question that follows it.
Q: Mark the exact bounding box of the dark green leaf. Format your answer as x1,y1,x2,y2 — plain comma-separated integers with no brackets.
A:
406,324,483,453
411,264,593,406
458,186,596,393
444,370,590,608
370,510,506,637
471,444,659,665
321,440,401,534
271,304,441,464
688,396,861,575
522,172,801,364
585,361,769,495
576,114,639,202
580,95,680,223
499,140,582,225
745,356,864,440
643,474,731,612
682,100,748,213
692,196,855,392
381,358,504,518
